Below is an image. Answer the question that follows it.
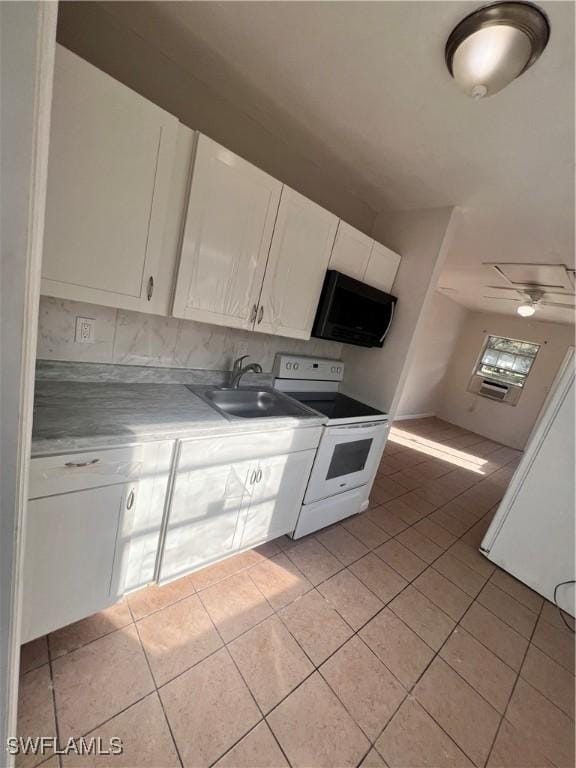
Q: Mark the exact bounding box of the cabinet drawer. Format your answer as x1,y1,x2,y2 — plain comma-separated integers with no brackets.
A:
29,441,173,499
178,426,322,471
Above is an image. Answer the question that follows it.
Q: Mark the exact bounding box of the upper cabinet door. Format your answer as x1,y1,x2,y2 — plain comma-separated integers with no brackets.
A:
41,46,179,314
364,242,401,293
256,188,338,340
173,134,282,330
329,221,373,280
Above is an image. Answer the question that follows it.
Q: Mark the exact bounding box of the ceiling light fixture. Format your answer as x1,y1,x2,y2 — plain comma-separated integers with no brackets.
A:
517,301,537,317
445,2,550,99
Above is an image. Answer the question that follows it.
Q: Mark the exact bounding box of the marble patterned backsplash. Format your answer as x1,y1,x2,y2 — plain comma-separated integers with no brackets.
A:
35,359,272,386
37,296,343,373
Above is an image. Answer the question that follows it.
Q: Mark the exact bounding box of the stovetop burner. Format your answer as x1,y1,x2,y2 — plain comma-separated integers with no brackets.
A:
290,391,386,422
272,353,388,424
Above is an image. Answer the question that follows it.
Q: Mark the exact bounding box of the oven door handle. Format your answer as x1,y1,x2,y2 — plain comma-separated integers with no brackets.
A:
330,421,388,431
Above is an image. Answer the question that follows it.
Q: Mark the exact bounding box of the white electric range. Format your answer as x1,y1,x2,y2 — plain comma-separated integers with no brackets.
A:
273,354,389,538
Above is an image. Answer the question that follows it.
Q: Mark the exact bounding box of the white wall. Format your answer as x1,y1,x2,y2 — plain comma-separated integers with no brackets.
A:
342,206,458,415
437,310,575,449
37,296,343,372
56,1,375,234
0,2,56,758
396,292,468,418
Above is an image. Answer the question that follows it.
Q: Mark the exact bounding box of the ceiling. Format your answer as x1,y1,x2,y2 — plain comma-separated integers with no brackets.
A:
102,1,575,324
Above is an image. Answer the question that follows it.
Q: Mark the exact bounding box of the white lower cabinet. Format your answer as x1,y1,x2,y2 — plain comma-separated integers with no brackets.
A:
160,453,255,582
239,450,316,550
22,484,127,643
114,441,175,594
159,428,321,582
22,441,173,643
22,428,320,638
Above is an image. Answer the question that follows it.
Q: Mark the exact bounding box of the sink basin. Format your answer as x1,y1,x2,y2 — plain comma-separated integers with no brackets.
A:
193,387,312,420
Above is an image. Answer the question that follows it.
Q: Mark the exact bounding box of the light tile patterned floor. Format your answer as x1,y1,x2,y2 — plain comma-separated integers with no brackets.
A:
17,418,575,767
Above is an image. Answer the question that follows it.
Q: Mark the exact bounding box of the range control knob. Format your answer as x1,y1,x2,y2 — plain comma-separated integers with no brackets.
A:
293,363,299,370
286,362,292,370
331,366,336,373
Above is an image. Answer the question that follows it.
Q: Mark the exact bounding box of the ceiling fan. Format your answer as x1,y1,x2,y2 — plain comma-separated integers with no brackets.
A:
482,263,575,317
483,286,575,317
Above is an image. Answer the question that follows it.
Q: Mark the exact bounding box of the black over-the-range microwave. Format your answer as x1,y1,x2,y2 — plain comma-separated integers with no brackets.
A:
312,270,398,348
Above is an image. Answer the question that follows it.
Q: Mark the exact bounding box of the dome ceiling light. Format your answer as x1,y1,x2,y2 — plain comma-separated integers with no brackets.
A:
445,2,550,99
517,301,537,317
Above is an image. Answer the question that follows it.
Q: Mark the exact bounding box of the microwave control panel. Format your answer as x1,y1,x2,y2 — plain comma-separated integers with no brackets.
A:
273,354,344,381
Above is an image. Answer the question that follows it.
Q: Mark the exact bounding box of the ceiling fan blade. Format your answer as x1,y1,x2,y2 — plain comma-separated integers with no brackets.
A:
484,285,523,293
483,295,521,302
539,301,576,310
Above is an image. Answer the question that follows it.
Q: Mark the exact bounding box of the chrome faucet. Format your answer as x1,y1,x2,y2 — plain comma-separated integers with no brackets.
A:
230,355,263,389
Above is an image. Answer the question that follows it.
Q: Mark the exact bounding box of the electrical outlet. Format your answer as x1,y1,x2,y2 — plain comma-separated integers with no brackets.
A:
75,317,95,344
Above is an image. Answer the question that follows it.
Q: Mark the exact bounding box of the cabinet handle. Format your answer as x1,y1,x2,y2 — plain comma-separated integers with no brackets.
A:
257,306,264,324
256,468,262,483
147,276,154,301
249,304,257,323
64,458,100,468
126,489,135,510
250,470,257,485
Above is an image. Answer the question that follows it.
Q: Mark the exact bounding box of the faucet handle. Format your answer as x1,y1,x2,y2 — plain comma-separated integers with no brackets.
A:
232,355,250,371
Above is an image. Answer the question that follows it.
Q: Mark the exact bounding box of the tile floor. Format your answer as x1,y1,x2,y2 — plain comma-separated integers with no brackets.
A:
17,418,575,768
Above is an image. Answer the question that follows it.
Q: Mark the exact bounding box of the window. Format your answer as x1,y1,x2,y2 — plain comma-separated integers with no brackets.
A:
475,335,540,388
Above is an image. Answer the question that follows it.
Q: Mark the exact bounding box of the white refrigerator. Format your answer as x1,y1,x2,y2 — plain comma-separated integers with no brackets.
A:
481,348,575,617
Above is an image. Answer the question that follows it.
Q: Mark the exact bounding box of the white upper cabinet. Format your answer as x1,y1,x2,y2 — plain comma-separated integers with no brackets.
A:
328,220,401,293
256,187,338,340
173,134,282,330
329,221,373,280
364,241,401,293
41,46,179,314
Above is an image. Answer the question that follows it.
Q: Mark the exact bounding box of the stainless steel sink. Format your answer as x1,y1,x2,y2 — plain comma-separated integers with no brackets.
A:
192,386,313,420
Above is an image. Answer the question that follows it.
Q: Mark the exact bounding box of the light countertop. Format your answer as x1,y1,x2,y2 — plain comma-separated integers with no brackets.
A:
31,381,326,456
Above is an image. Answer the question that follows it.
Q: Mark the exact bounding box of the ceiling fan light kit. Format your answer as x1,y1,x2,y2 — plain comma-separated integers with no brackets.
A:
517,302,537,317
445,1,550,99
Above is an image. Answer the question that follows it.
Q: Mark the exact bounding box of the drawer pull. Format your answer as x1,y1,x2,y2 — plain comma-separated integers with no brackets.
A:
64,459,100,469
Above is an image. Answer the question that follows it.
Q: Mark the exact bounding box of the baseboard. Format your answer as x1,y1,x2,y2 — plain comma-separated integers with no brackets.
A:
393,412,436,421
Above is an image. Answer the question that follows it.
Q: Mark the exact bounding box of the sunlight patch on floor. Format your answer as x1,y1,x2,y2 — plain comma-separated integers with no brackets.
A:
389,428,488,474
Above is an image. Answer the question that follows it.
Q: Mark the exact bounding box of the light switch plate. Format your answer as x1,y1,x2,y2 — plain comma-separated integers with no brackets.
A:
75,316,95,344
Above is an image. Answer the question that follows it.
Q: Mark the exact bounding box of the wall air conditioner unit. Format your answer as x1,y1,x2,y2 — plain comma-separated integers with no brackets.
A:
480,380,508,400
468,375,522,405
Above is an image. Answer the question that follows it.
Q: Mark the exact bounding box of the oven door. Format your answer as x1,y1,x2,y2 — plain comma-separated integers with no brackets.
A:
304,421,389,504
